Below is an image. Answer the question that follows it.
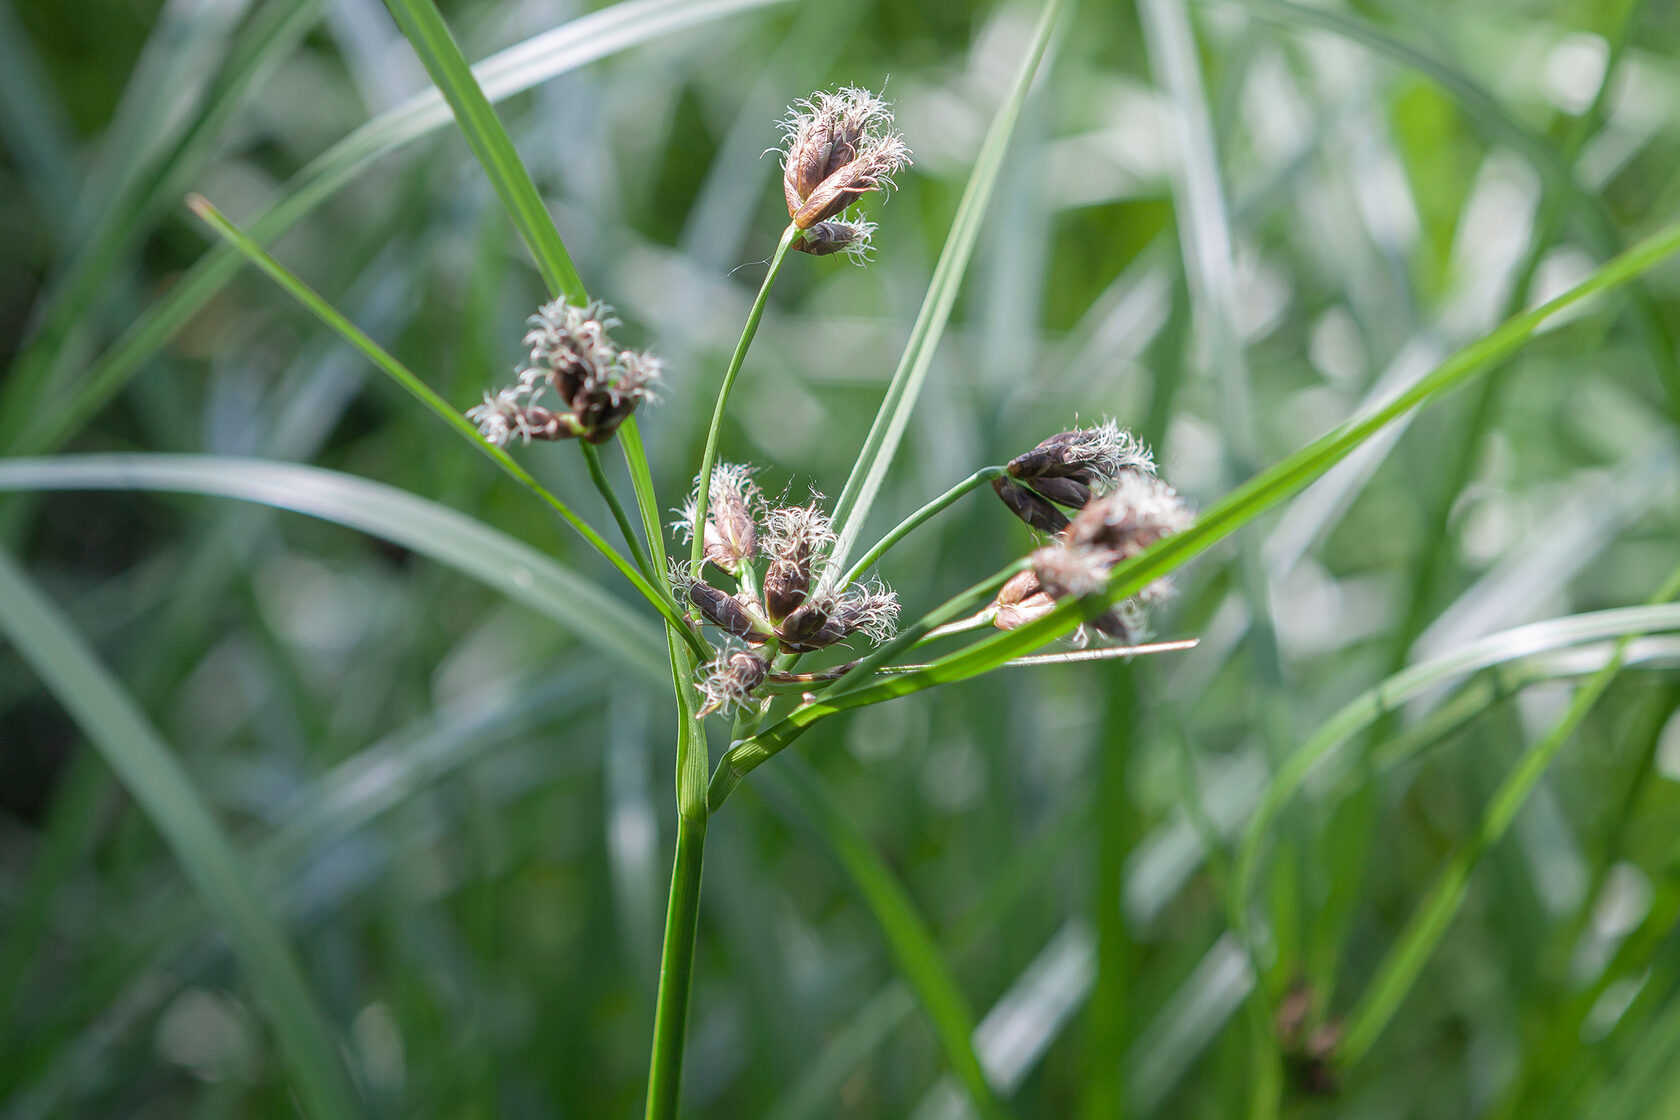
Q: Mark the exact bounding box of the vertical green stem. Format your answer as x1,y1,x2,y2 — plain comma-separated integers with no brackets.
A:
689,222,801,567
645,815,707,1120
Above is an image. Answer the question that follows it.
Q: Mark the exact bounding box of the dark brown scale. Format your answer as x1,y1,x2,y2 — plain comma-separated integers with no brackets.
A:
1025,476,1092,509
762,558,809,621
992,477,1069,533
774,601,832,649
520,406,566,441
793,120,835,202
779,611,846,652
686,581,763,643
1008,430,1101,481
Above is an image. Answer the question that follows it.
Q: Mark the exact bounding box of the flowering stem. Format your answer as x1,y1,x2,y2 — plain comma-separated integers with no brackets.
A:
643,814,706,1120
581,443,655,582
839,466,1006,587
689,222,802,569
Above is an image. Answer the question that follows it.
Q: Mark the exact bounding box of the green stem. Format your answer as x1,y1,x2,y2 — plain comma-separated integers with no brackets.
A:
689,222,801,568
839,466,1005,587
582,442,655,581
644,815,708,1120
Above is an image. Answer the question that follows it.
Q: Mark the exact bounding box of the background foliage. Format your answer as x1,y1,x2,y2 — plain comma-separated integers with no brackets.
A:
3,0,1680,1116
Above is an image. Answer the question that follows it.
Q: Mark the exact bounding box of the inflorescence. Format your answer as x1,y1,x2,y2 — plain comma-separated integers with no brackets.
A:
991,421,1194,644
779,86,911,262
673,465,900,714
467,298,662,446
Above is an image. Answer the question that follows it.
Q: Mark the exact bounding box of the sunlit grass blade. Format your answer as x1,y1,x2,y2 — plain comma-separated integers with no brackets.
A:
709,214,1680,796
828,0,1066,571
1335,563,1680,1066
9,0,793,459
0,454,669,683
184,195,704,652
765,760,1010,1120
0,545,362,1120
379,0,583,300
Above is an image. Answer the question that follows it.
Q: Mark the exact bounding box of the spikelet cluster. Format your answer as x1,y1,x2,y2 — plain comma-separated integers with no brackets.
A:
672,469,901,714
467,298,661,447
991,421,1192,644
779,86,911,261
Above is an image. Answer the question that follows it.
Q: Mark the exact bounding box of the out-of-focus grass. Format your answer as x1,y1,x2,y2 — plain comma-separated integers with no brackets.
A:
3,0,1680,1117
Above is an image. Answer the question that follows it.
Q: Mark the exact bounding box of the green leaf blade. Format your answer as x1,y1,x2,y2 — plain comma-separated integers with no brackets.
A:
0,454,669,683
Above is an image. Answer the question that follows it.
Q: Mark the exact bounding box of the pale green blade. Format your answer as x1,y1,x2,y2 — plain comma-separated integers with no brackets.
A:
0,454,668,683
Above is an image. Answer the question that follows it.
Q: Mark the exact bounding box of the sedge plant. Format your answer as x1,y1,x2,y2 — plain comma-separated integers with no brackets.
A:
15,0,1680,1115
189,50,1215,1108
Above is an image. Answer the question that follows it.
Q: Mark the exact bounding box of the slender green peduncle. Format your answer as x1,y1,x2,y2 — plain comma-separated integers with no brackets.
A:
840,466,1006,588
689,222,802,569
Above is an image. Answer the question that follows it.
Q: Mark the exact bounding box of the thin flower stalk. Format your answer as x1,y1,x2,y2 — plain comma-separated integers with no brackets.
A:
689,222,801,571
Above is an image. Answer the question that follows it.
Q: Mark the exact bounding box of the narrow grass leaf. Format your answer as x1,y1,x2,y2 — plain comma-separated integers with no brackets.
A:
378,0,584,300
829,0,1066,571
0,454,668,683
0,545,361,1120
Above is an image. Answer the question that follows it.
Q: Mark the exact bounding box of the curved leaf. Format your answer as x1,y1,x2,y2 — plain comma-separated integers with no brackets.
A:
0,454,668,683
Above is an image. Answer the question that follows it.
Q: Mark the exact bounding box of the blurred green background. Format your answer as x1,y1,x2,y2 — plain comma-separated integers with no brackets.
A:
4,0,1680,1116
